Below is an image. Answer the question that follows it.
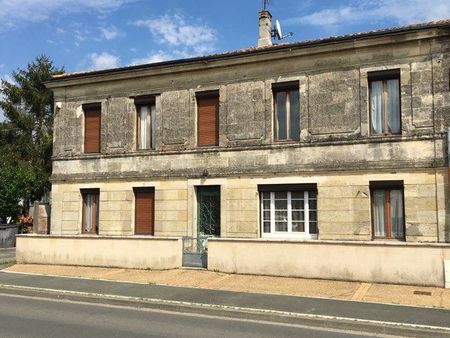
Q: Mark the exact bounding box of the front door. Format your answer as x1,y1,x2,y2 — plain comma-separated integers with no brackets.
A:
197,186,221,237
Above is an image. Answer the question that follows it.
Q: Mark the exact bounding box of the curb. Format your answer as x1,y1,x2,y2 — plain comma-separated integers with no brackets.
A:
0,283,449,337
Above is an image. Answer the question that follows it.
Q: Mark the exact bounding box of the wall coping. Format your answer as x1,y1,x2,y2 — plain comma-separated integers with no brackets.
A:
209,237,450,248
17,234,181,241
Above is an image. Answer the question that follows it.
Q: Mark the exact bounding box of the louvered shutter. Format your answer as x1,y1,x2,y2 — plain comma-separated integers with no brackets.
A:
197,96,219,146
84,108,101,153
134,189,155,235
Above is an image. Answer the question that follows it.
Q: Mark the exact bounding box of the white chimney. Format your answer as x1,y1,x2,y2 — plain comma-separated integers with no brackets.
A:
258,10,273,47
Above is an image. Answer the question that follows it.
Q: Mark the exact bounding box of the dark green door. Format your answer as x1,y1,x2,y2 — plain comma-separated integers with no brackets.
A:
197,186,221,238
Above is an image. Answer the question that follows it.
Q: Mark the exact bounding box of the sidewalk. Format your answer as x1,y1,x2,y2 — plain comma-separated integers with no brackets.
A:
0,266,449,337
0,248,15,264
4,264,450,309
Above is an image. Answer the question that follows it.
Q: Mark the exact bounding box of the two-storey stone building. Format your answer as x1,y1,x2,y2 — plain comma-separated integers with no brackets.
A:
17,12,450,287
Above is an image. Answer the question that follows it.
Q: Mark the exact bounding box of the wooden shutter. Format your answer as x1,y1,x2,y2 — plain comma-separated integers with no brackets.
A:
134,188,155,235
84,107,101,153
197,95,219,146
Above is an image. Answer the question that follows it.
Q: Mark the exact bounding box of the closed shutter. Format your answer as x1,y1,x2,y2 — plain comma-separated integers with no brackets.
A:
197,95,219,146
84,108,101,153
134,189,155,235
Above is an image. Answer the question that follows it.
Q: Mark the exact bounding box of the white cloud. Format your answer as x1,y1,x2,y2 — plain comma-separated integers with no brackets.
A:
88,52,119,70
100,25,121,40
286,0,450,28
0,0,134,29
133,14,216,55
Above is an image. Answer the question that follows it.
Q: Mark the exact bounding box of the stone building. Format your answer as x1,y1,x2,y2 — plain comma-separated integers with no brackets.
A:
17,12,450,287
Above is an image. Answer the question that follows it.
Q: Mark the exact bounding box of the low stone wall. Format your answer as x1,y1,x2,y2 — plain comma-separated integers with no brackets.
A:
208,238,450,287
16,235,182,270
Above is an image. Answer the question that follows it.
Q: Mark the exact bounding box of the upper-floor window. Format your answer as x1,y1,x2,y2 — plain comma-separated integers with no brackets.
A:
370,181,404,240
273,82,300,141
197,91,219,147
259,184,317,239
134,95,156,150
83,103,101,153
369,70,401,135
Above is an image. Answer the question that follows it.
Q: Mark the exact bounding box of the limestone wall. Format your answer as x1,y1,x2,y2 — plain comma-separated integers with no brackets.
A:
208,238,450,287
50,169,449,242
16,235,182,270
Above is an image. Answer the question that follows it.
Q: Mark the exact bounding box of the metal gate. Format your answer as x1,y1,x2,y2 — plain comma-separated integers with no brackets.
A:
182,186,220,268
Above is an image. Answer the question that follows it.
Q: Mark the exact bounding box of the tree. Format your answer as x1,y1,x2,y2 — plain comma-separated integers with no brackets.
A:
0,55,64,204
0,149,37,223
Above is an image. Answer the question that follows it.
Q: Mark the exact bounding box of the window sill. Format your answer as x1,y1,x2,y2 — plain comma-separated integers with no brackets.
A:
261,233,318,240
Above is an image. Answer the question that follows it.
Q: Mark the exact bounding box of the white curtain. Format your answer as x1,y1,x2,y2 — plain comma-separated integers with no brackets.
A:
373,190,386,237
139,106,148,149
371,81,383,134
390,189,404,238
85,195,93,232
151,104,156,149
387,79,400,133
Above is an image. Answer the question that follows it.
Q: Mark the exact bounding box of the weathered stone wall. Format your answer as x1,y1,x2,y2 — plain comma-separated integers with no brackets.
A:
48,29,450,242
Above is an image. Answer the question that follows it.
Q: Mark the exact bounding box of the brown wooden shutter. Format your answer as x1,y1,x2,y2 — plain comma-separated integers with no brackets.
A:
134,188,155,235
197,95,219,146
84,107,101,153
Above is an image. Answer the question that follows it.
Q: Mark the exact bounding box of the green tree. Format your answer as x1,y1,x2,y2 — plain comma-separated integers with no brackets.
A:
0,55,64,203
0,149,37,223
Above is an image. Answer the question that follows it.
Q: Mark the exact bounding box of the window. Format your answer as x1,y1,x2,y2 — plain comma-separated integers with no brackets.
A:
83,103,101,153
81,189,99,234
134,187,155,235
197,91,219,147
370,182,404,239
134,95,156,150
260,185,317,238
369,70,401,135
273,82,300,141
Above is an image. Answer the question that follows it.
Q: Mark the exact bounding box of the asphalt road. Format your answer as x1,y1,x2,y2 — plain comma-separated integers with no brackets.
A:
0,293,383,338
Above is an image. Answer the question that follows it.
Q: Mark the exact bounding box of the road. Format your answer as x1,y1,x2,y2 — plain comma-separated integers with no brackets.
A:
0,293,384,338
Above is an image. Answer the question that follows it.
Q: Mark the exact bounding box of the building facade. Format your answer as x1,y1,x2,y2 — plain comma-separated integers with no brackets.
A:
18,15,450,287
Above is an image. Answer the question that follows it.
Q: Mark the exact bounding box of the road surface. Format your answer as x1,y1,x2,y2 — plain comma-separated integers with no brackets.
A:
0,293,384,338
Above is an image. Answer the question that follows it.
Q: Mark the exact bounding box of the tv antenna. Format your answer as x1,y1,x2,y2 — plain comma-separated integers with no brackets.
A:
272,19,293,41
263,0,270,10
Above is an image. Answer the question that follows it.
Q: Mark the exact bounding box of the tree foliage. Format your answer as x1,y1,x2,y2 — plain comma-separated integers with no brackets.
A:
0,55,64,221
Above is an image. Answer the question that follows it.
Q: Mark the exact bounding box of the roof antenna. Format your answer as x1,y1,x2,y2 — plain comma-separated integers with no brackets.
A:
263,0,269,11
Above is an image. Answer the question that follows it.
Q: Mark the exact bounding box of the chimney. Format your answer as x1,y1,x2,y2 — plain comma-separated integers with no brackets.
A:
258,10,273,47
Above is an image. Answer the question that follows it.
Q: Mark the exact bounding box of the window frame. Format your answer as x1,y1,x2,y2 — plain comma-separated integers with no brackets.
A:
370,182,405,240
83,103,101,154
273,82,300,142
81,189,100,235
196,90,220,147
368,70,401,136
136,102,156,150
260,189,318,239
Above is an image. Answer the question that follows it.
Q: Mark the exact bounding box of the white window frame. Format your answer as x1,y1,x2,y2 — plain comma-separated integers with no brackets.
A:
260,191,318,239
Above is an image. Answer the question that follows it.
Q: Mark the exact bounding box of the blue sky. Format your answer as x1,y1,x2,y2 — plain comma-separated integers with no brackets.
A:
1,0,449,120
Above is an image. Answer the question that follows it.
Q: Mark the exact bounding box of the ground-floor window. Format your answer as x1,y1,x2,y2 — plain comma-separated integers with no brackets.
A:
81,189,99,234
371,182,405,239
260,188,317,239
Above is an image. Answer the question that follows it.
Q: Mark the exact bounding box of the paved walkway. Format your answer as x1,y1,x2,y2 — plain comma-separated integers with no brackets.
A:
0,248,15,264
5,264,450,309
0,268,449,335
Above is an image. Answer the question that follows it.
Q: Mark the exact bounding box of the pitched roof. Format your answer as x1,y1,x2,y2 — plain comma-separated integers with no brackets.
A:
51,19,450,81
